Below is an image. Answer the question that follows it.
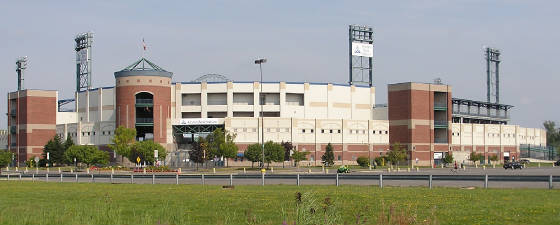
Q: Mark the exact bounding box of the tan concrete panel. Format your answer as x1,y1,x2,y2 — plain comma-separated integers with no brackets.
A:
309,102,328,107
116,76,171,87
355,104,371,109
333,103,351,108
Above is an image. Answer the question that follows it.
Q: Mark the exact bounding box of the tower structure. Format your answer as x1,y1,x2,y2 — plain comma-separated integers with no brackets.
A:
75,32,93,92
348,25,374,87
114,58,172,146
485,47,501,103
16,57,27,91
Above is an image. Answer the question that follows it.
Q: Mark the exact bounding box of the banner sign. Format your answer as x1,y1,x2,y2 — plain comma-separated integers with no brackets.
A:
179,118,221,125
434,152,443,159
503,152,510,157
351,42,373,57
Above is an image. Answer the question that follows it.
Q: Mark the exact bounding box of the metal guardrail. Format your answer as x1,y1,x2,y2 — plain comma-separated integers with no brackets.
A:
1,173,558,189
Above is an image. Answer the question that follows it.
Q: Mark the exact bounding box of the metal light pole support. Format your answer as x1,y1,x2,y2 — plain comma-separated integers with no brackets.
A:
110,174,113,183
46,173,49,182
484,174,488,189
19,174,21,181
379,174,383,188
549,175,553,190
91,174,94,183
7,174,9,181
60,173,63,183
229,174,233,186
152,174,155,184
32,173,35,182
297,174,300,186
176,174,179,185
201,174,205,185
261,173,265,186
429,175,433,189
131,174,134,184
336,173,339,187
75,174,78,182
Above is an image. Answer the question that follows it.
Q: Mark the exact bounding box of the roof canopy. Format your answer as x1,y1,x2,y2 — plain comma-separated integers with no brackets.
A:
114,58,173,78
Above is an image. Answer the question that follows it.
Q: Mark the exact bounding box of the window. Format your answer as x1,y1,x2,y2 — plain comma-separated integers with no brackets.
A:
337,130,341,133
302,129,306,133
385,131,388,134
310,129,314,133
330,130,333,133
93,132,96,136
337,155,341,160
102,131,106,135
373,130,376,134
87,132,91,136
82,132,85,136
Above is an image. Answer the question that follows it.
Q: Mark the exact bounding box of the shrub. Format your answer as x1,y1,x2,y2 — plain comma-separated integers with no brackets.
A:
375,156,387,166
356,156,369,167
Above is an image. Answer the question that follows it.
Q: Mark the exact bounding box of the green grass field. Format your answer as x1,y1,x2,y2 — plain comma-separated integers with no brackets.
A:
1,182,559,225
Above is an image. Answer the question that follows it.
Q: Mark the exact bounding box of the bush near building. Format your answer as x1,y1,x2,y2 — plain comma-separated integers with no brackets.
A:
0,150,12,167
356,156,369,167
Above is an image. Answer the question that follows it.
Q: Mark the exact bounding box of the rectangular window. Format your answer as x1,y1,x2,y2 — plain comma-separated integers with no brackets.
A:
302,129,306,133
337,130,341,133
330,130,333,134
310,129,314,133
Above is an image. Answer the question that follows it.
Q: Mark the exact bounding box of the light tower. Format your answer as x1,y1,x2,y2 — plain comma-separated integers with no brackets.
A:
485,47,501,103
75,32,93,92
349,25,374,87
16,56,27,91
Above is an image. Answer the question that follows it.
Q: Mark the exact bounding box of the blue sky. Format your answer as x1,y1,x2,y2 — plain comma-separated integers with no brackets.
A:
0,1,558,129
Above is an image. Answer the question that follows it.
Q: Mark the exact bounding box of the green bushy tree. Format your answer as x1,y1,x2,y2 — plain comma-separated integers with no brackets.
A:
129,140,167,165
64,145,109,167
322,143,335,167
108,126,136,163
244,143,262,168
291,150,309,167
356,156,369,167
0,151,13,167
387,143,407,166
264,141,284,168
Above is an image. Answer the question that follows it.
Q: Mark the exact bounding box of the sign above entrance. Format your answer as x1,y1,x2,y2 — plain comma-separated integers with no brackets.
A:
179,118,221,125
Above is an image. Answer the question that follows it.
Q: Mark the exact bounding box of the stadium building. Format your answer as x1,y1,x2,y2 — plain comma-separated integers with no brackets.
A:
6,30,547,167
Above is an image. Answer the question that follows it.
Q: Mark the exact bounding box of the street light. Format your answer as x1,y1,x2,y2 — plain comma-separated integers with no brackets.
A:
255,58,267,168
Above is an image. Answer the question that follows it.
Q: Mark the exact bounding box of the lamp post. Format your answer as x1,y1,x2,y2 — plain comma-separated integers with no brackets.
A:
255,58,267,168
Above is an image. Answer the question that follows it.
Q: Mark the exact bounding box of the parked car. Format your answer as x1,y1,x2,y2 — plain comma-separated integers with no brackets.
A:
503,162,523,170
554,160,560,167
519,159,530,164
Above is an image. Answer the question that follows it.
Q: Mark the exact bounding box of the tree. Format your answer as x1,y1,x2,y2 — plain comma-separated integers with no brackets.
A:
189,136,209,170
544,121,560,154
356,156,369,167
469,152,483,165
42,135,65,166
0,150,13,167
64,145,109,167
206,128,238,167
443,153,454,166
387,143,407,166
244,143,262,168
108,126,136,163
281,141,293,161
489,154,498,164
129,140,167,165
264,141,284,168
291,150,309,167
322,143,335,167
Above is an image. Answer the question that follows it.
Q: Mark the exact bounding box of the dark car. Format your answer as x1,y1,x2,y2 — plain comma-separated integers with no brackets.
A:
554,160,560,167
504,162,523,170
519,159,530,164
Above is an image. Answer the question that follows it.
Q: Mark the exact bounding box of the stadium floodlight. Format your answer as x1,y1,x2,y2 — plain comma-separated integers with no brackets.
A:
255,58,267,168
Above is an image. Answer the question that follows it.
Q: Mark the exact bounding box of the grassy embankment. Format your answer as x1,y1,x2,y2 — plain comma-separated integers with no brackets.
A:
0,182,559,225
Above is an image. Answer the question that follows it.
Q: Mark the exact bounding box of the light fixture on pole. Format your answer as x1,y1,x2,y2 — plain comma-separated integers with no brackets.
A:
254,58,267,168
